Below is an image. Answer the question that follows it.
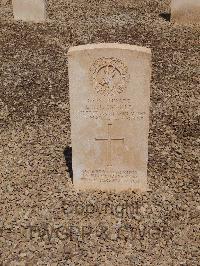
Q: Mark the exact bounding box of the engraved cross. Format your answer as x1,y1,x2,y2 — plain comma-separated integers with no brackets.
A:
95,123,125,166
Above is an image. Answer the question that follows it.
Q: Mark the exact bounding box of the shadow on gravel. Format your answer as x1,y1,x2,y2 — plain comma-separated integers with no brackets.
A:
159,13,171,22
64,146,73,182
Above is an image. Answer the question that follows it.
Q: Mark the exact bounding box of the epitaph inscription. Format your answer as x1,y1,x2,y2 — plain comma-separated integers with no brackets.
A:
68,43,151,192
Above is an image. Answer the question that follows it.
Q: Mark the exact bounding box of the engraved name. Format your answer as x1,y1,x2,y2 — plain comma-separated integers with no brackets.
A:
76,98,146,120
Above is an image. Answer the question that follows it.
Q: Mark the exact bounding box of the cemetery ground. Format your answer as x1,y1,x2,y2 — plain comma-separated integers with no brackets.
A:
0,0,199,265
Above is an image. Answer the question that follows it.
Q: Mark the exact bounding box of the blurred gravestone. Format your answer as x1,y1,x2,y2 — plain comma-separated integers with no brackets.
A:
171,0,200,24
12,0,46,22
68,43,151,192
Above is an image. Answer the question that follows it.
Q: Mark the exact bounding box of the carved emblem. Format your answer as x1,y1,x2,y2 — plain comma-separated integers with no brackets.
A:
95,123,125,167
90,57,129,95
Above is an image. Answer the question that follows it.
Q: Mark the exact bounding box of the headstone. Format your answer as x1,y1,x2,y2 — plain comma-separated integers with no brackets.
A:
171,0,200,25
12,0,46,22
68,43,151,192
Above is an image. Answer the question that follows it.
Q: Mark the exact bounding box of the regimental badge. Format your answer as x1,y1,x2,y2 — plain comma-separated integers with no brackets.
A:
90,57,129,95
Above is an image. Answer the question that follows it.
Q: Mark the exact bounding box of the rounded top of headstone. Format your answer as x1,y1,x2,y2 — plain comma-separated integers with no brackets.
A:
68,43,151,55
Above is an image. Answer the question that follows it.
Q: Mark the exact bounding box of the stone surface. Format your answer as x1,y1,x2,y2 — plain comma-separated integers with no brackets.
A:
12,0,46,22
171,0,200,24
68,43,151,192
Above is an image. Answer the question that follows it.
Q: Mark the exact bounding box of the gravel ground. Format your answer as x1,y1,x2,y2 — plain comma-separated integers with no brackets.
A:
0,0,199,265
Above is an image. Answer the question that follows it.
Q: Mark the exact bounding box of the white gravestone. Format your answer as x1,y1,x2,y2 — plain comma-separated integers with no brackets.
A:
68,43,151,192
12,0,46,22
171,0,200,25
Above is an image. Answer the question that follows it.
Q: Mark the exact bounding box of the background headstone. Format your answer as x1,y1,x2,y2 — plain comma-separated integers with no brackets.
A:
12,0,46,22
68,43,151,192
171,0,200,24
